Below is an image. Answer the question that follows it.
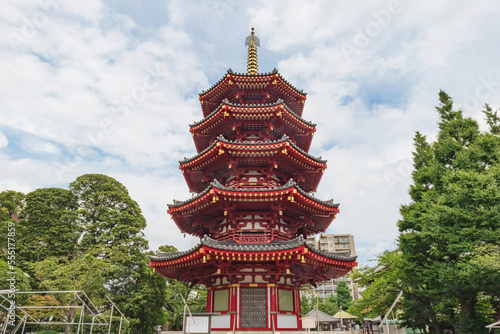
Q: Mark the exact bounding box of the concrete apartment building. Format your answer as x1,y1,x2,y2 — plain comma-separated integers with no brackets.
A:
306,234,359,300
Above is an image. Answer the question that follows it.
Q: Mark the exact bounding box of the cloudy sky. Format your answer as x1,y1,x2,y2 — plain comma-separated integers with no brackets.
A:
2,0,500,265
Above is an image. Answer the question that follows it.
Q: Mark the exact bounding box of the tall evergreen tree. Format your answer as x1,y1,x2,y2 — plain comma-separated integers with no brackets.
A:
398,91,500,333
336,281,353,311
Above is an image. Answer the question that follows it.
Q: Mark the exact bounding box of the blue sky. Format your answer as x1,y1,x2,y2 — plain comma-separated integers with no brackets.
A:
2,0,500,266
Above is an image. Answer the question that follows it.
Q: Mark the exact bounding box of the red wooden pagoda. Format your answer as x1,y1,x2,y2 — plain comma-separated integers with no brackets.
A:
151,28,357,331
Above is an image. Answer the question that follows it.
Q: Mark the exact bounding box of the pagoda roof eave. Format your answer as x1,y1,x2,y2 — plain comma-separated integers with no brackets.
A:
168,178,338,210
181,144,326,193
189,98,316,129
198,68,307,98
149,236,357,285
150,235,357,263
179,135,326,166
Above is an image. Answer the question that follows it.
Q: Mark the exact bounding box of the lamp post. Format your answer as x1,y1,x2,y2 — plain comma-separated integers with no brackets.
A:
339,305,343,331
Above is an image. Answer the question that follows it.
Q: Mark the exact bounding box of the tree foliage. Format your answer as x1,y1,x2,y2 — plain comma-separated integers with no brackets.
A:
0,259,31,293
69,174,148,258
397,92,500,333
106,248,167,334
157,245,207,330
318,292,339,316
336,281,353,311
33,251,110,333
15,188,79,284
0,190,25,221
349,251,402,320
1,174,168,334
352,93,500,334
300,286,315,316
67,174,158,333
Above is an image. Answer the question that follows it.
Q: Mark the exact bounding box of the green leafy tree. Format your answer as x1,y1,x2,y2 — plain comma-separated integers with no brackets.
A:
300,286,315,316
318,292,339,316
349,251,432,332
470,244,500,322
0,190,25,223
68,174,160,334
163,280,207,330
0,190,26,298
349,251,401,319
158,245,207,330
33,254,110,334
398,92,500,333
112,252,167,334
4,174,166,334
0,260,31,309
69,174,148,258
17,188,79,279
471,244,500,282
336,281,352,311
484,103,500,135
26,294,62,322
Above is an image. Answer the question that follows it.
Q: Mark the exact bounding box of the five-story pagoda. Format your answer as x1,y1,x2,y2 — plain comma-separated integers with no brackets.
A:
150,29,357,331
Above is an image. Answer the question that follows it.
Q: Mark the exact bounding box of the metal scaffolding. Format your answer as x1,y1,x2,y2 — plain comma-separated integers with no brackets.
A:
0,290,129,334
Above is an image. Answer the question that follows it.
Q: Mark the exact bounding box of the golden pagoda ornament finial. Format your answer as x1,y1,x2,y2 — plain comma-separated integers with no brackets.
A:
245,27,260,75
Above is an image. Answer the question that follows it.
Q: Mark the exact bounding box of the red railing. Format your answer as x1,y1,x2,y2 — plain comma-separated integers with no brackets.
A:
215,230,290,243
234,233,269,244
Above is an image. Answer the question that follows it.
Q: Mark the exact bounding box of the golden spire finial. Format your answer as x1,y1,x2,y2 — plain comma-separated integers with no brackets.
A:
245,27,260,75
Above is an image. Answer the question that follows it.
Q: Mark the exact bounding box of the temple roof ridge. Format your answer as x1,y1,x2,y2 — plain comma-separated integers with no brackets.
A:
180,135,224,164
151,235,357,262
306,243,355,261
218,98,316,127
227,68,278,76
199,73,229,96
198,68,306,97
190,98,299,128
167,178,338,209
169,183,214,208
179,135,326,165
189,100,226,127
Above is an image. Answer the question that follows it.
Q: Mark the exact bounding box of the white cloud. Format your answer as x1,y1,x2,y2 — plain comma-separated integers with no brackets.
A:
22,138,60,154
0,131,8,149
1,0,500,265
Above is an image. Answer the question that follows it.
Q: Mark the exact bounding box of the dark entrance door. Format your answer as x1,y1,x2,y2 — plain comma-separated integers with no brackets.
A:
240,287,267,328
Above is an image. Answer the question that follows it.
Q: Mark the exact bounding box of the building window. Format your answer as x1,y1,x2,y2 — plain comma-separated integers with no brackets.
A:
279,289,294,312
213,289,229,312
